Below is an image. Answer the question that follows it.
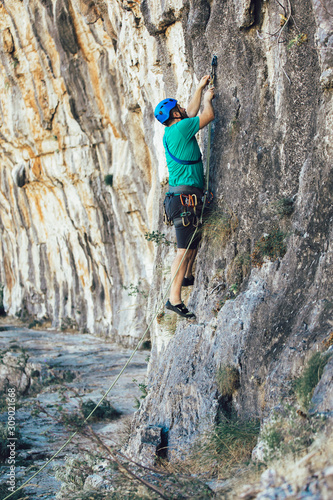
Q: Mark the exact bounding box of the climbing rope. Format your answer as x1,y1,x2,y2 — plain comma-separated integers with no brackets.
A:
201,55,217,222
4,56,217,500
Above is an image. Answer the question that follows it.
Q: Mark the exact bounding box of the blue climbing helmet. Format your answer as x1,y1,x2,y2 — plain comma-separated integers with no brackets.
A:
154,98,178,124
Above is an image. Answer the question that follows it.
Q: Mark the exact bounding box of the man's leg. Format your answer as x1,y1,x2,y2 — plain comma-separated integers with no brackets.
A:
184,248,197,279
169,248,195,305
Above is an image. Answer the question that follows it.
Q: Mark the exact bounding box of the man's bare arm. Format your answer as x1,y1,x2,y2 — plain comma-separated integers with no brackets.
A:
199,88,215,129
187,75,211,117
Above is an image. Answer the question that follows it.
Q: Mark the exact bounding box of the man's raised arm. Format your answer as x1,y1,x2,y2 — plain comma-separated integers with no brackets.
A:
187,75,211,117
199,87,215,129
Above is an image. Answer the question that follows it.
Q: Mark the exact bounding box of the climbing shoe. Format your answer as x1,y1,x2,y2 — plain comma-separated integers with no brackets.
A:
182,276,195,287
165,300,196,319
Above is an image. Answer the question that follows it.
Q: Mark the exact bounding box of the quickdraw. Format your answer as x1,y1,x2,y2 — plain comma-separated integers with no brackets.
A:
163,197,174,226
210,55,217,87
180,193,200,226
203,190,214,205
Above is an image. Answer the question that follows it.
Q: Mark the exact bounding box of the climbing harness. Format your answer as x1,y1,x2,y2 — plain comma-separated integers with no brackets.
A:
4,56,217,500
164,186,204,228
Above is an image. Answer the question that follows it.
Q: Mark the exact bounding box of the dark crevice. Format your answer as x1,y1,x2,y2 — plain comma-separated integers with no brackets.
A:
156,428,169,459
216,395,234,422
252,0,264,28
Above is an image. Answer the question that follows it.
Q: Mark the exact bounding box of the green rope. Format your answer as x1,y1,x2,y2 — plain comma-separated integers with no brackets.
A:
201,55,217,222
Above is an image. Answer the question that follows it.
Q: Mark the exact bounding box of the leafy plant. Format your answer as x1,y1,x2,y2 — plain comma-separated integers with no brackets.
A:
133,378,148,409
122,281,148,298
145,230,174,247
287,33,308,49
11,54,19,68
251,227,287,268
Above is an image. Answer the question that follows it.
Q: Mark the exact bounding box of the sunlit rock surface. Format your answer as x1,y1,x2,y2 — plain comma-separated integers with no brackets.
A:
0,0,165,342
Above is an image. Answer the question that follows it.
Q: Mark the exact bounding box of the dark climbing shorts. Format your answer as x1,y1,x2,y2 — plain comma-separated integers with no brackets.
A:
164,188,204,250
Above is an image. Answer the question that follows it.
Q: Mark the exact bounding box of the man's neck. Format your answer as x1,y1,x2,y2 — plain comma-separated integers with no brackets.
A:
167,118,181,127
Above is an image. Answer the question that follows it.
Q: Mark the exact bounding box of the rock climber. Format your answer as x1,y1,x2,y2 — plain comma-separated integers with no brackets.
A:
154,75,215,319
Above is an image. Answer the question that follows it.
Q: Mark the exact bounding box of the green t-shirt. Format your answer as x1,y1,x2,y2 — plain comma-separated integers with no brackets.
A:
163,116,204,189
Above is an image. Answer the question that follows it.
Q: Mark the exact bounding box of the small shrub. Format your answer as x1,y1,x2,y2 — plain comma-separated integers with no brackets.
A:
293,351,332,409
43,369,76,386
0,483,22,500
59,399,121,430
217,365,240,397
272,197,294,218
60,317,78,331
202,206,238,248
261,405,323,461
133,378,148,409
190,416,260,477
54,453,97,496
145,230,174,247
122,281,148,298
251,227,287,268
287,33,308,49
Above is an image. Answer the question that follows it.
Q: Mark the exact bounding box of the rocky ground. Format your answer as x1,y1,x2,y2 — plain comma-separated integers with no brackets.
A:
0,318,149,499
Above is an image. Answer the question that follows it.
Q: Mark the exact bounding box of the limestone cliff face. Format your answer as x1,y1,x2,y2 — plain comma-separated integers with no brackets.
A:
124,0,333,464
0,0,332,467
0,0,164,341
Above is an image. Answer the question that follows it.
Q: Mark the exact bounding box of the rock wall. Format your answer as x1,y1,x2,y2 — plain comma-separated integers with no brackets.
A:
125,0,333,463
0,0,332,468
